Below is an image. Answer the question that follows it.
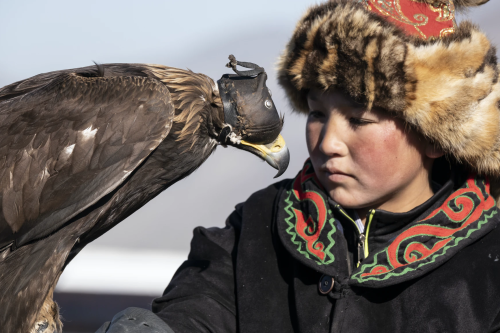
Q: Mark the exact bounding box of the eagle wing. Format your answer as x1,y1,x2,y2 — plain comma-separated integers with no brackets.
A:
0,71,174,249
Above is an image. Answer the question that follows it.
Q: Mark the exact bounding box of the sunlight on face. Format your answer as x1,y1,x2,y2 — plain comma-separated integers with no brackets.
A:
306,89,437,213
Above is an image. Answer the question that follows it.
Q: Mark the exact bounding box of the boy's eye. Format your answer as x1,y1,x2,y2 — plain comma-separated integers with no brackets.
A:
308,110,325,119
349,117,372,126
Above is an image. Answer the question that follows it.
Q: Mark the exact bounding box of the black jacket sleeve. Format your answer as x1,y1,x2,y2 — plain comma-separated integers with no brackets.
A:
489,310,500,333
151,204,242,333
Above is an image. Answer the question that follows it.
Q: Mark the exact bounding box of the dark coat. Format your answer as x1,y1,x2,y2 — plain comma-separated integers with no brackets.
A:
152,164,500,333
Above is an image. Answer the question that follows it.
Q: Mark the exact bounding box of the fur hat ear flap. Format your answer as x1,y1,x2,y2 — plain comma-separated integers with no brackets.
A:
416,0,489,8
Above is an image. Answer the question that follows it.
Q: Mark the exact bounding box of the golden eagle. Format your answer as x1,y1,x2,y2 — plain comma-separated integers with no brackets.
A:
0,56,289,333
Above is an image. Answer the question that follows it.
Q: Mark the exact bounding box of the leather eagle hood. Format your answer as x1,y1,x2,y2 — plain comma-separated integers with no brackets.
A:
277,0,500,178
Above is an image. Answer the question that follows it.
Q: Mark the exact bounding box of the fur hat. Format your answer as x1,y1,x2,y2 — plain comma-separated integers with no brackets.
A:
277,0,500,177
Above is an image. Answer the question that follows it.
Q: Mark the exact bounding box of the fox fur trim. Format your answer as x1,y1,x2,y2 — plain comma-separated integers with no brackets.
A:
277,0,500,177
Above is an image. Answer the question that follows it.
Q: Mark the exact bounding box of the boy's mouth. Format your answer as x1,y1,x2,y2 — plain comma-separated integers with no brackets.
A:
320,165,354,181
321,165,351,177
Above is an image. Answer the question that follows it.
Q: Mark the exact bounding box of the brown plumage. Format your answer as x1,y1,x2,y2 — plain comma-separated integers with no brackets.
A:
0,62,288,332
277,0,500,178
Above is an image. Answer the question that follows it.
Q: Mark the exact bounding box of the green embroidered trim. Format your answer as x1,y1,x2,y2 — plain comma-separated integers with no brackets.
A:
324,217,337,265
284,190,312,261
284,189,336,265
351,209,497,283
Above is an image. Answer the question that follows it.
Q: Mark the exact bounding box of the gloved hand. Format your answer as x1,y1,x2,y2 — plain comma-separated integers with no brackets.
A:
95,307,174,333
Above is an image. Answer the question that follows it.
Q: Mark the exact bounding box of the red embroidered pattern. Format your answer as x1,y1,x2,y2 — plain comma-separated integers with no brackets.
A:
283,160,336,265
291,163,328,261
356,176,496,280
361,0,456,39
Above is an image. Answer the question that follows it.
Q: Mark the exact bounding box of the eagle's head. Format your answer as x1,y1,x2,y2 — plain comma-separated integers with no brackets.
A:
217,56,289,177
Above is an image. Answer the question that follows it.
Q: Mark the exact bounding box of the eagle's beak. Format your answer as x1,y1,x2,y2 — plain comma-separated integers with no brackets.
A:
240,135,290,178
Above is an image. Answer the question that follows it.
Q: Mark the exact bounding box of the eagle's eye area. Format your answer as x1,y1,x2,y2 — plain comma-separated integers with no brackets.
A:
217,72,281,144
265,99,273,109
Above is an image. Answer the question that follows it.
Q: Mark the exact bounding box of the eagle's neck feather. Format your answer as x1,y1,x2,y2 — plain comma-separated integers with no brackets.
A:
147,66,224,150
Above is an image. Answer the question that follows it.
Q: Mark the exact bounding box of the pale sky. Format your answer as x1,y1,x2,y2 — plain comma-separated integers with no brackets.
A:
0,0,311,82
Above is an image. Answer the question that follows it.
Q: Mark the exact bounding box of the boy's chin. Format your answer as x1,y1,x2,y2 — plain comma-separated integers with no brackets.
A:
322,180,377,209
328,189,368,210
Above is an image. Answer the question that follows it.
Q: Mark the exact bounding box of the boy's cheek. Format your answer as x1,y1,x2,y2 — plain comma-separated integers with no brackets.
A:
351,127,407,173
305,123,321,151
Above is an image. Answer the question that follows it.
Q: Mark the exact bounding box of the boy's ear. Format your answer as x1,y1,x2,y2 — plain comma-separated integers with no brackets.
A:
425,142,444,159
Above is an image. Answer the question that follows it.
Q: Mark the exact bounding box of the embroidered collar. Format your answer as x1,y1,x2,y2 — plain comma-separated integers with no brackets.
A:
276,160,499,288
345,179,454,256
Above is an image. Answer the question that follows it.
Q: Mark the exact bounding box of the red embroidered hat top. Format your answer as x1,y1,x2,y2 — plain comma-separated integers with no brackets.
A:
359,0,456,39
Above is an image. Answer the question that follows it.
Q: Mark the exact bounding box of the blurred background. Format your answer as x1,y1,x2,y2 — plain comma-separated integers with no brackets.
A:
1,1,499,332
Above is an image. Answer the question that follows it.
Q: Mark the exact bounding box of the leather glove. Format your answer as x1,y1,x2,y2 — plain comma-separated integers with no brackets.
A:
95,307,174,333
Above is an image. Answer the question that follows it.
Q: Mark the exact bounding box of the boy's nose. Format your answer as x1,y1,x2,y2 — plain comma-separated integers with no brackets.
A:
319,117,348,157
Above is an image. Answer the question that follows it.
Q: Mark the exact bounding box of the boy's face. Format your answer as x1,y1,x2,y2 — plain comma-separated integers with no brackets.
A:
306,89,435,211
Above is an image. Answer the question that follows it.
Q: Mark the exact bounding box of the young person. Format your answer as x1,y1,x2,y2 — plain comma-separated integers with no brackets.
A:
99,0,500,332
